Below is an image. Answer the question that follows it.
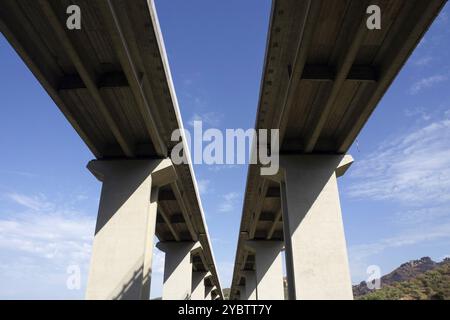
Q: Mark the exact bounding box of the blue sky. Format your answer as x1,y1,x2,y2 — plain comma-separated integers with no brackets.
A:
0,0,449,299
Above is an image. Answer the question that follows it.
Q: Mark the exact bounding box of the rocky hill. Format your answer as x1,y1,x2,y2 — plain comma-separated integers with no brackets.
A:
354,257,450,300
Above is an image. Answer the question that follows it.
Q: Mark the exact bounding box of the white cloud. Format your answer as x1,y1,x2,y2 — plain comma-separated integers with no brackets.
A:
413,56,433,67
207,164,239,172
0,192,95,299
402,104,449,122
0,212,94,261
188,112,223,127
223,192,239,202
149,247,165,299
409,74,447,94
348,220,450,282
391,207,449,228
347,116,450,205
5,192,53,211
0,170,37,178
349,221,450,262
404,106,433,122
346,110,450,282
197,179,210,195
218,192,240,213
152,248,165,274
212,237,231,245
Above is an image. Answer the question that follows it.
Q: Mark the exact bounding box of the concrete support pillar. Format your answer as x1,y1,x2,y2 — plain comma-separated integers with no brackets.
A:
191,271,211,300
278,155,353,300
205,285,215,300
157,241,200,300
246,241,284,300
85,159,176,300
236,286,245,300
242,271,257,300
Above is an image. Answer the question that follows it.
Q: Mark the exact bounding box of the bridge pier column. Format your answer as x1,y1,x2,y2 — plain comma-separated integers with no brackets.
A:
242,271,257,300
157,241,200,300
85,159,176,300
191,271,211,300
278,155,354,300
246,241,284,300
237,286,246,300
205,285,215,300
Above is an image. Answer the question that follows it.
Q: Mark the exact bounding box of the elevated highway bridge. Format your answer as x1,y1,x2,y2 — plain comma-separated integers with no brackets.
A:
0,0,222,300
229,0,447,300
1,0,447,301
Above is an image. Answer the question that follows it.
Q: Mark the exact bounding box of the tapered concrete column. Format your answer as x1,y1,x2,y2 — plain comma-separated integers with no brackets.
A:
246,241,284,300
242,271,257,300
205,285,215,300
157,241,200,300
277,155,353,300
191,271,211,300
236,286,245,300
85,159,176,300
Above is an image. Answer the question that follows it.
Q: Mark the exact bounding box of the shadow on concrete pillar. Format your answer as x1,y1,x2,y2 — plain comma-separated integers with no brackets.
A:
157,241,201,300
245,240,284,300
191,271,211,300
241,270,257,300
85,159,176,300
205,285,215,300
275,155,354,300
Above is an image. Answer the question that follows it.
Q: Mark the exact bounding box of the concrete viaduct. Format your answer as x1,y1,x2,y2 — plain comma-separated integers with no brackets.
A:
0,0,222,300
229,0,446,300
1,0,447,301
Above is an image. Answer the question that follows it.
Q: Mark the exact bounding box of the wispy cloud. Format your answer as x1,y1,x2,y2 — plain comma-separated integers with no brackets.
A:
347,115,450,205
413,56,433,67
207,164,239,172
152,248,165,274
188,112,223,127
218,192,240,213
404,106,432,121
348,219,450,282
409,74,448,95
392,206,450,226
197,179,210,195
346,109,450,282
5,193,53,211
0,170,37,178
0,211,94,261
349,221,450,262
0,192,95,299
212,237,231,245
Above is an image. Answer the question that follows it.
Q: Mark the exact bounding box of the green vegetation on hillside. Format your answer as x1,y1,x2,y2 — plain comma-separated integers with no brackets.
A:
223,288,231,300
358,261,450,300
